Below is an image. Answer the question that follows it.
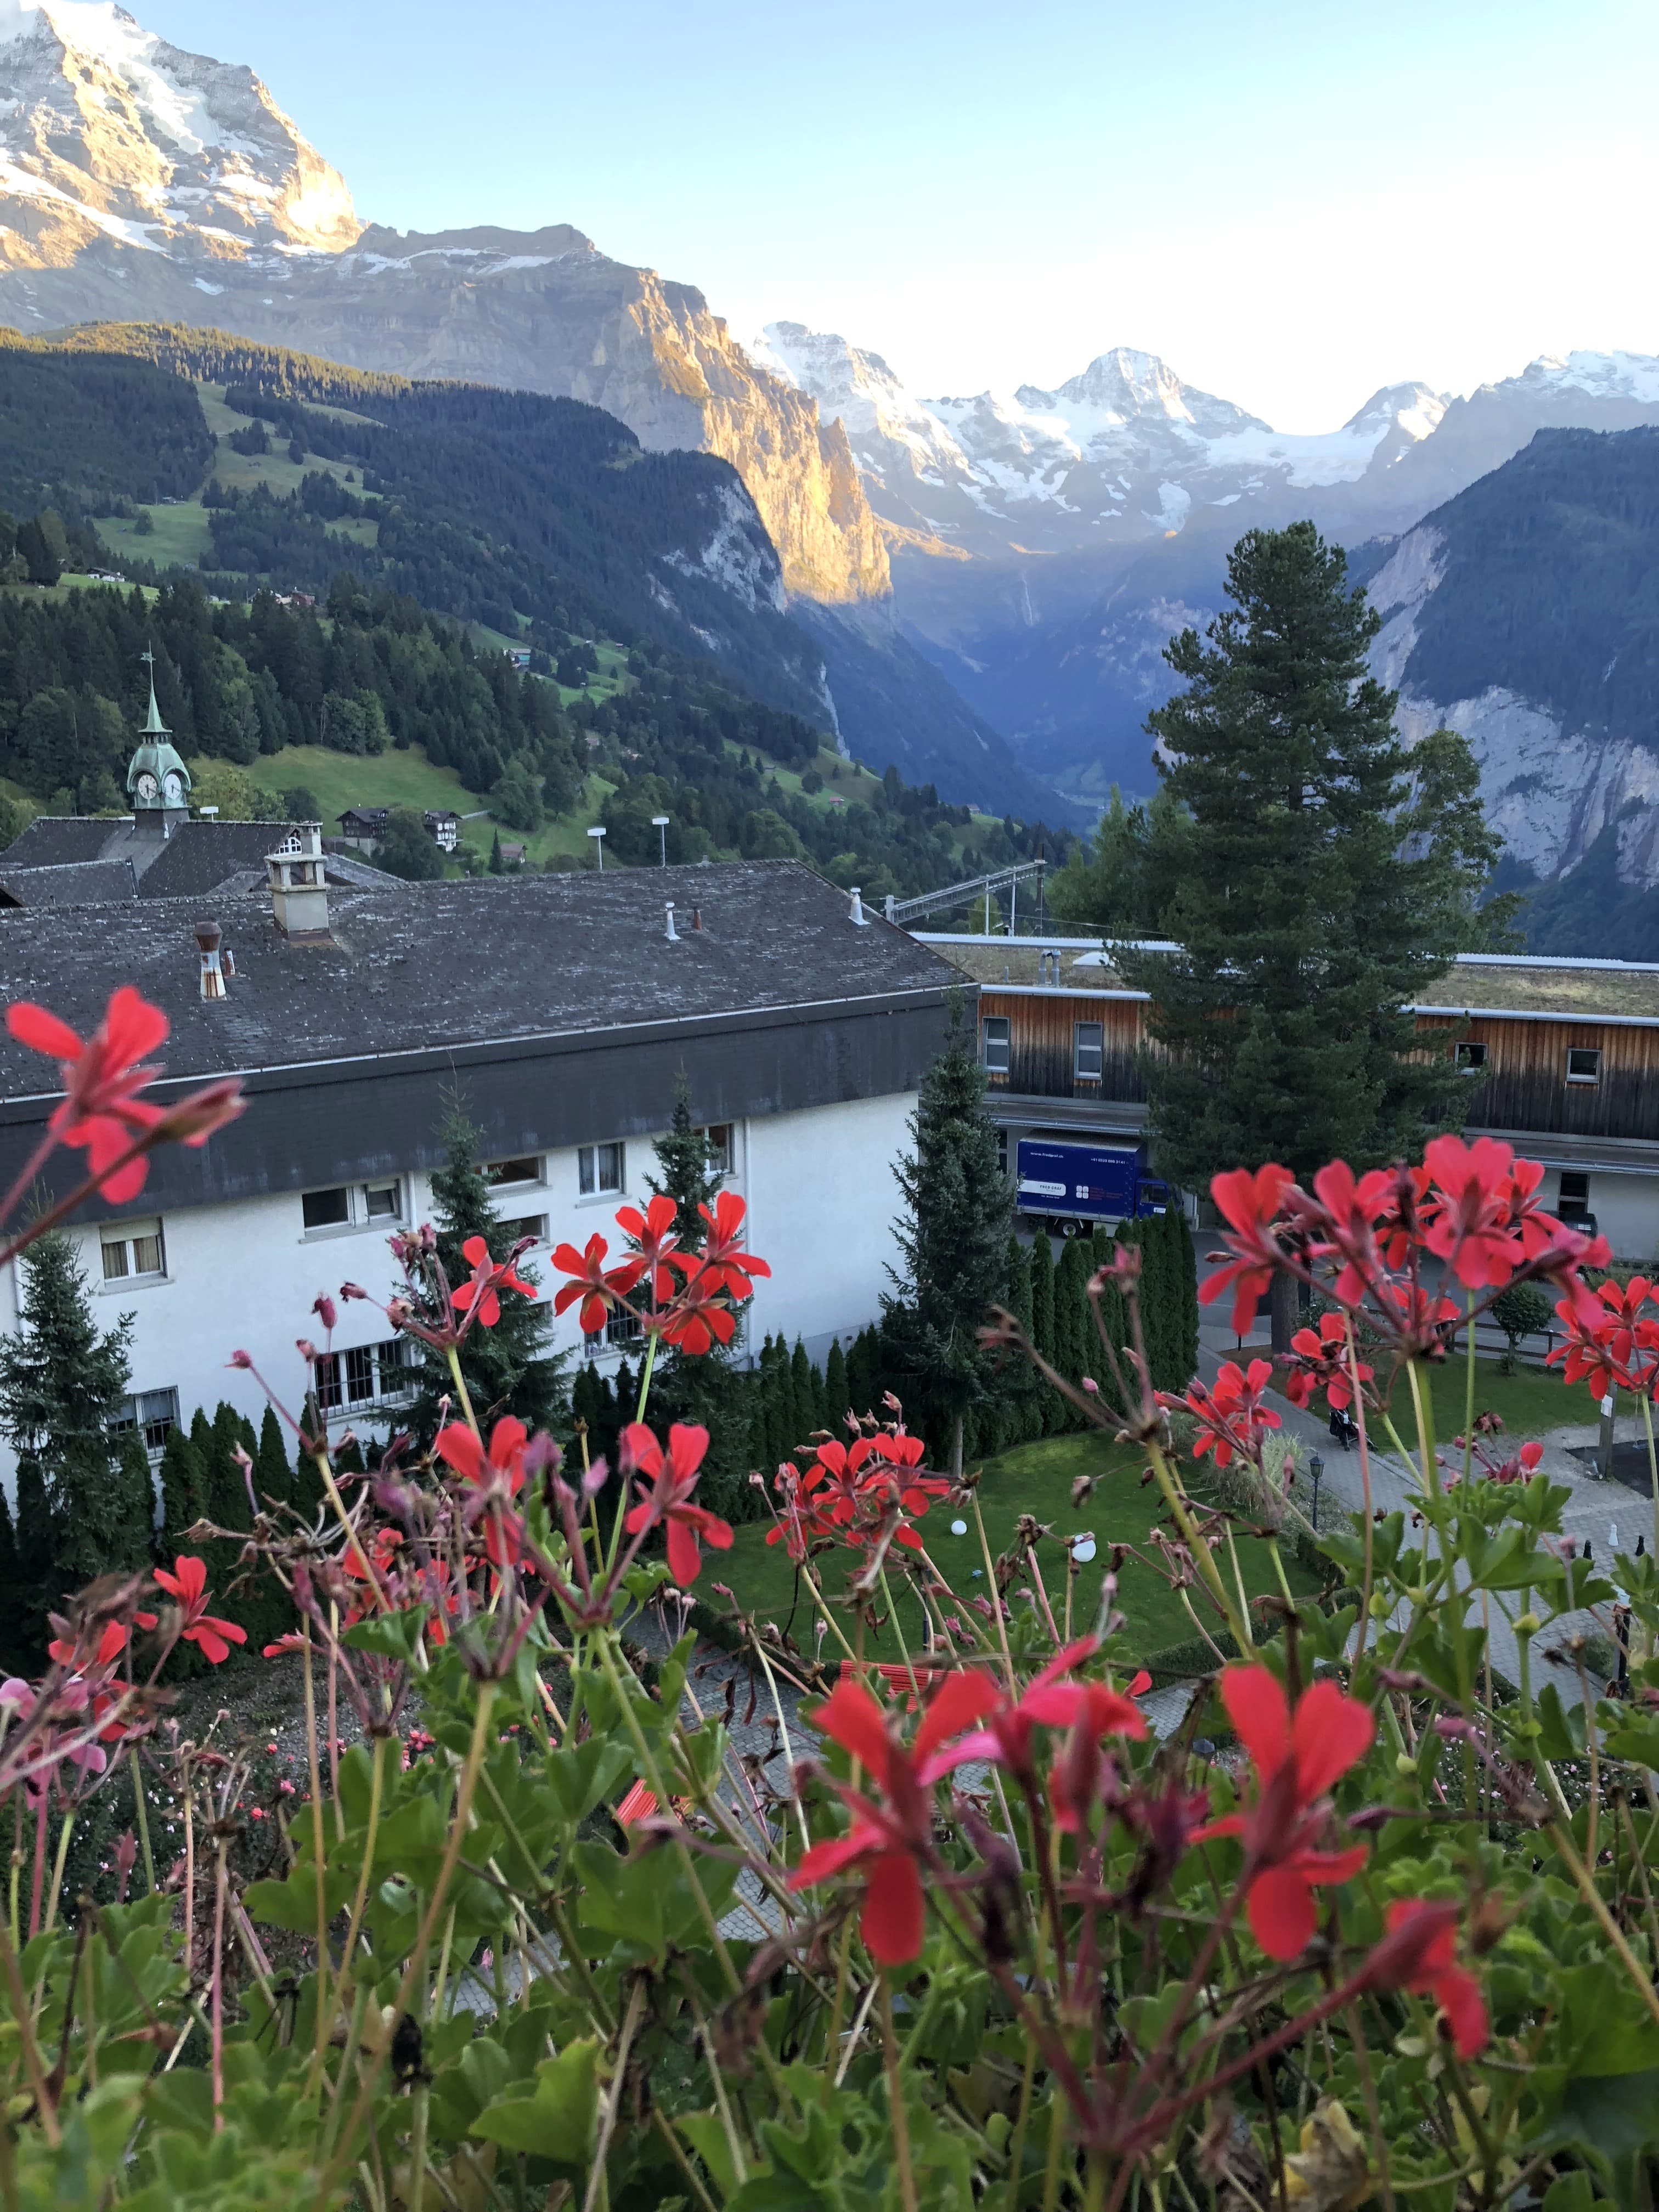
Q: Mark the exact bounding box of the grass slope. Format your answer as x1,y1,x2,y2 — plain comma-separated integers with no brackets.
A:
718,1430,1319,1662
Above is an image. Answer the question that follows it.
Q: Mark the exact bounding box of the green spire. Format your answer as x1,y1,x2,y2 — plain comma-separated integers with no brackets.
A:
140,647,167,736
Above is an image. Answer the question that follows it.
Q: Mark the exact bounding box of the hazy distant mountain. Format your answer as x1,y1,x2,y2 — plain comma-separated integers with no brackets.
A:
760,324,1659,808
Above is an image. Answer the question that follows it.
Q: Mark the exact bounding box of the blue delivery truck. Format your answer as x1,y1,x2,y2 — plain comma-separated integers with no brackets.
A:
1015,1138,1172,1236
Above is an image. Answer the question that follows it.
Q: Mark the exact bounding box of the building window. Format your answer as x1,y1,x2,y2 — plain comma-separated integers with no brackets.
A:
499,1214,547,1246
1454,1041,1488,1073
981,1016,1010,1074
302,1180,404,1233
1074,1022,1104,1081
1566,1046,1602,1086
699,1124,735,1175
486,1156,543,1188
101,1216,166,1282
578,1141,624,1197
313,1338,415,1414
1559,1171,1590,1208
605,1305,644,1349
113,1386,178,1460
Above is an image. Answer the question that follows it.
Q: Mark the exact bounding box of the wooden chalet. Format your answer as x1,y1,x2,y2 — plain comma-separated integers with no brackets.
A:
921,934,1659,1256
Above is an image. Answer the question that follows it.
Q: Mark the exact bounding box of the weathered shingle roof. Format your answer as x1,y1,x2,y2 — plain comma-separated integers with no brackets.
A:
0,819,114,870
0,859,139,909
0,861,962,1092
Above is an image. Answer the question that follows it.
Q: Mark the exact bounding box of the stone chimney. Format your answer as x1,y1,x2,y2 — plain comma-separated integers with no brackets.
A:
195,919,227,1000
267,824,330,942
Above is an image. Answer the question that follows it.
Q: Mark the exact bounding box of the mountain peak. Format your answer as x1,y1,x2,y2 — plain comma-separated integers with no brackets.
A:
0,0,360,262
1015,347,1268,438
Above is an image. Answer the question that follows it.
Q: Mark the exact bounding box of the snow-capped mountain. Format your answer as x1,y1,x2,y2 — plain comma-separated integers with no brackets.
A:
755,323,1449,563
0,0,359,259
0,2,889,608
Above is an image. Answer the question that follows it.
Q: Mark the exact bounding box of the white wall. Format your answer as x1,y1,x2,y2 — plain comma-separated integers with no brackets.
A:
0,1085,918,1471
1553,1169,1659,1266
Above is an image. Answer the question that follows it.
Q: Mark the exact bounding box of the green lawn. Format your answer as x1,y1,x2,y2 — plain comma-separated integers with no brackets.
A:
1271,1351,1618,1457
95,504,214,569
718,1430,1319,1662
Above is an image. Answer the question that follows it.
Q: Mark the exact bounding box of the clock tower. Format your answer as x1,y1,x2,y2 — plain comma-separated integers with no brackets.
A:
126,651,193,833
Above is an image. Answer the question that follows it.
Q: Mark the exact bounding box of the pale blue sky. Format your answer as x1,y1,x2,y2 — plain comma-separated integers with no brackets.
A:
142,0,1658,427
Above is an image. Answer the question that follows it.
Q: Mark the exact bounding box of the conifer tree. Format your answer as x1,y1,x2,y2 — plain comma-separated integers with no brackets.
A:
847,1325,881,1420
1054,1239,1092,1412
12,1454,51,1659
882,998,1013,1474
0,1484,19,1668
255,1406,292,1516
1029,1231,1059,1434
791,1340,814,1444
109,1434,155,1575
157,1425,207,1559
1003,1230,1038,1446
0,1230,141,1623
408,1101,567,1439
1125,522,1498,1347
1089,1227,1130,1415
824,1338,849,1430
290,1395,328,1528
641,1075,749,1499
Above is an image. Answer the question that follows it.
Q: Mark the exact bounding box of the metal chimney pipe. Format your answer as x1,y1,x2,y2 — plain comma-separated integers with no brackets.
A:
849,887,868,927
665,902,679,942
195,919,226,1000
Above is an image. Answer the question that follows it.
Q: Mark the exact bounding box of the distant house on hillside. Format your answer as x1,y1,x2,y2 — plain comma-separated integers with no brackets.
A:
506,648,531,670
337,808,389,849
424,810,460,853
274,591,316,611
499,840,527,867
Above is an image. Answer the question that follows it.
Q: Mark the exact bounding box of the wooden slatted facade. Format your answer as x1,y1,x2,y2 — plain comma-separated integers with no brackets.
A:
1413,1013,1659,1141
978,988,1147,1103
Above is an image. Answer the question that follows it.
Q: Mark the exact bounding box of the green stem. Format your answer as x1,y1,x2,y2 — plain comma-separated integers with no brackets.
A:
41,1809,73,1935
443,1341,479,1437
633,1331,658,1423
128,1745,155,1895
1145,1434,1252,1652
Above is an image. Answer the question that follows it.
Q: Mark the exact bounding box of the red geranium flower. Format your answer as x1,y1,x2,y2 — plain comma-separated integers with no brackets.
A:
788,1670,999,1964
620,1421,732,1586
941,1635,1147,1791
551,1231,646,1334
1418,1135,1525,1289
614,1192,681,1302
656,1278,738,1357
1283,1312,1373,1414
1370,1899,1487,2056
1201,1164,1294,1334
1175,1359,1281,1469
46,1619,129,1671
680,1191,770,1301
143,1556,246,1666
7,986,170,1203
1194,1664,1373,1959
436,1415,529,1497
451,1234,535,1328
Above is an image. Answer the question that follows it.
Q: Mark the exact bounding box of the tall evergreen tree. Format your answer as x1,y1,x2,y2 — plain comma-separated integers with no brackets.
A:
0,1231,141,1628
109,1433,155,1575
1054,1239,1092,1402
1124,522,1500,1346
824,1338,849,1430
157,1425,207,1558
1003,1231,1038,1446
408,1101,567,1438
1028,1231,1061,1435
255,1406,292,1516
12,1454,51,1659
790,1340,814,1444
642,1075,749,1501
882,998,1013,1475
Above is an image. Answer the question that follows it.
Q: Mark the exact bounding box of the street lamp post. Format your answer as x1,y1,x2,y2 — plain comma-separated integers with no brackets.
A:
1308,1451,1324,1532
651,813,670,866
587,826,607,872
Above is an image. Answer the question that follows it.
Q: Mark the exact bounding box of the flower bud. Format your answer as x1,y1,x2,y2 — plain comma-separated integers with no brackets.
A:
1515,1611,1541,1636
1395,1752,1417,1776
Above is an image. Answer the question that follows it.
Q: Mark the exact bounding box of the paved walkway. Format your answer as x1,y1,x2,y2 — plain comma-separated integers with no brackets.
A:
1199,1318,1643,1708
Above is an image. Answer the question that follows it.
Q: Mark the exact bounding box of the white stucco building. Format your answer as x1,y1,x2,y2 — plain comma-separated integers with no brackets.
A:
0,832,957,1471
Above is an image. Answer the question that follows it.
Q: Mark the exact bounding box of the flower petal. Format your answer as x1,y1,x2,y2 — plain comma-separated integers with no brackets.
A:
861,1848,924,1965
1247,1866,1318,1961
1220,1664,1292,1779
912,1669,1001,1763
810,1678,891,1777
1291,1679,1375,1801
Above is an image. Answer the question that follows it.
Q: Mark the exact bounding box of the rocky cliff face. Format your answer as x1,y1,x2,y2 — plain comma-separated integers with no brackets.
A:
0,5,888,606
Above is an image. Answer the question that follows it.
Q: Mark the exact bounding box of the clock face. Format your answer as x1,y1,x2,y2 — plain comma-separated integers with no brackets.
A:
134,771,159,804
161,770,184,805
